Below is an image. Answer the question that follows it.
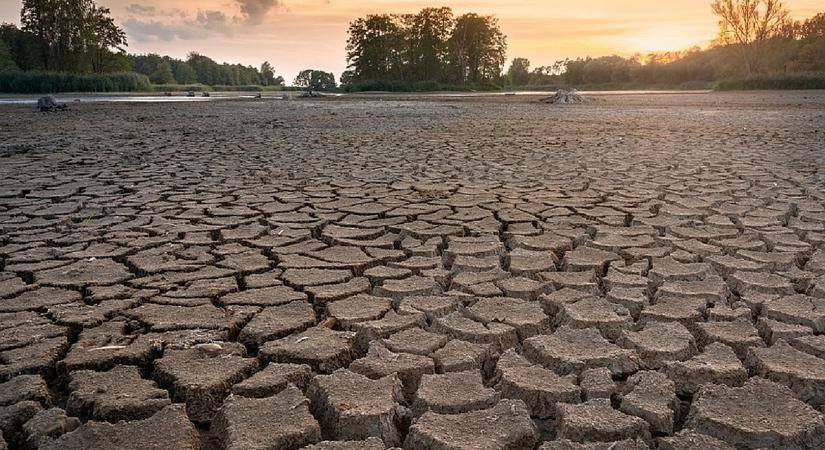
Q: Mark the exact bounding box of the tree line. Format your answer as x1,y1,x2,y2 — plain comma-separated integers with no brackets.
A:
504,3,824,88
343,7,506,89
0,0,295,89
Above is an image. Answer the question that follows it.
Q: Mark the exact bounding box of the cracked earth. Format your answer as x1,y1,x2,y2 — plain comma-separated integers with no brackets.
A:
1,91,825,449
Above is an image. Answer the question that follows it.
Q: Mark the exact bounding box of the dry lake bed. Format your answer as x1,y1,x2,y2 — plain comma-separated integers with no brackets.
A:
1,91,825,449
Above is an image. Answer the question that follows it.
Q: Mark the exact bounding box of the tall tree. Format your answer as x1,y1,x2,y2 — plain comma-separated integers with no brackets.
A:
21,0,126,72
405,7,453,81
346,14,406,82
447,13,506,84
507,57,530,85
0,40,18,71
711,0,791,74
260,61,275,85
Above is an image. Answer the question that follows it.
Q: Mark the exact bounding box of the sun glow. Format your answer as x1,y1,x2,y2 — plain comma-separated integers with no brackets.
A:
617,24,710,54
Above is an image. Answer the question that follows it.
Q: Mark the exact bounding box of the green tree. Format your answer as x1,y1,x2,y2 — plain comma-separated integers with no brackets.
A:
711,0,791,74
0,40,18,71
346,14,406,82
798,13,825,39
260,61,275,85
447,13,507,84
173,62,197,84
507,57,530,86
21,0,127,72
150,61,175,84
405,7,453,81
294,69,336,90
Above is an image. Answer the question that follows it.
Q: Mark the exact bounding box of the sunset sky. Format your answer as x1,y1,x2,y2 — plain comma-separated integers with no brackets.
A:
1,0,821,81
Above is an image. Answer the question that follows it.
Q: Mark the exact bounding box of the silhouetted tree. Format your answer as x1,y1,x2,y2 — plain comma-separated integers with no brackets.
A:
346,14,406,82
0,40,18,71
711,0,791,74
405,7,453,81
294,69,336,90
507,57,530,85
447,13,506,84
21,0,126,72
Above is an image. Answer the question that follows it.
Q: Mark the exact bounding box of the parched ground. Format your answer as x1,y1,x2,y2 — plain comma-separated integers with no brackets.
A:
1,91,825,449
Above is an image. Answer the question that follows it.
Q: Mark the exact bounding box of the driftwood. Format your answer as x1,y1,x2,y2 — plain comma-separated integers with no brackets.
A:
36,96,68,112
542,89,586,104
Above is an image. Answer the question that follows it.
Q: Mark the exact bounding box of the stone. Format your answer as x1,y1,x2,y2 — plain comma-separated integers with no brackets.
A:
431,312,518,352
40,405,199,450
663,343,748,396
35,259,132,288
239,301,316,346
154,347,258,422
404,399,536,450
212,386,321,450
522,327,640,376
231,363,313,397
686,378,825,449
656,430,736,450
307,369,404,446
619,321,696,369
579,368,616,400
326,294,392,329
495,350,581,419
432,339,497,375
556,399,650,443
22,408,80,448
349,343,435,399
554,296,633,341
220,286,307,307
747,339,825,407
466,296,550,339
762,295,825,333
384,328,448,356
301,437,386,450
66,365,170,422
0,375,50,407
562,247,621,274
619,371,677,435
695,320,765,360
412,371,499,415
260,327,357,374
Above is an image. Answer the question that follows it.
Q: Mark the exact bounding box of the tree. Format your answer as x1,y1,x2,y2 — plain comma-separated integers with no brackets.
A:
405,7,453,81
0,40,18,71
507,57,530,86
294,69,336,90
150,61,175,84
447,13,506,84
21,0,126,72
173,62,197,84
346,14,406,82
798,13,825,39
711,0,791,74
260,61,276,85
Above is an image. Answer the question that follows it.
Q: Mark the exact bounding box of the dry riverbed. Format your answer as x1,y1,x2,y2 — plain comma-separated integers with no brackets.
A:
1,91,825,449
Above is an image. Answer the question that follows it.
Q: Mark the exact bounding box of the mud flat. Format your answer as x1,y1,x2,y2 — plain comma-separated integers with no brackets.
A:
1,91,825,449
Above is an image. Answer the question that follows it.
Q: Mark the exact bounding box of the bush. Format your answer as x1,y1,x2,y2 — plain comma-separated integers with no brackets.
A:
343,79,501,92
152,83,212,92
715,72,825,90
0,71,151,93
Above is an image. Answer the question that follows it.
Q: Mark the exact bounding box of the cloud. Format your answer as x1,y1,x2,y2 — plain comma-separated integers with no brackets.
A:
126,4,156,16
235,0,280,25
124,9,234,42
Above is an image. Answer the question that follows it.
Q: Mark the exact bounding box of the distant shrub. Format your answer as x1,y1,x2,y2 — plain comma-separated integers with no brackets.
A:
152,83,212,92
0,71,151,93
715,73,825,90
343,79,501,92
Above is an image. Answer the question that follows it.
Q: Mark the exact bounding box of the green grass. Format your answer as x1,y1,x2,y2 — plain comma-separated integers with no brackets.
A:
715,73,825,90
0,71,151,93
